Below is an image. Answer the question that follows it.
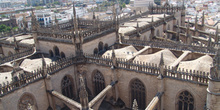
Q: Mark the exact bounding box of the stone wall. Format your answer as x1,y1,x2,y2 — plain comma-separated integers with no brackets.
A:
0,80,49,110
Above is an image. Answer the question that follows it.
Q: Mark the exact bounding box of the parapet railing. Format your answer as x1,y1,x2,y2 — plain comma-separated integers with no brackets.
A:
121,39,216,54
0,29,30,38
84,53,209,85
0,47,35,65
0,55,76,97
0,52,209,97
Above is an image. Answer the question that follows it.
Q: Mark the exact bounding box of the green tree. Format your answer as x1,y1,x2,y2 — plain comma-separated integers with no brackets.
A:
1,14,7,18
0,24,11,32
13,27,18,31
122,3,126,8
54,1,60,5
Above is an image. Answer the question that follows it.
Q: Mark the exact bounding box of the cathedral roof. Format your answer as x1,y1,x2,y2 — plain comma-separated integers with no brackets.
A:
178,55,213,73
20,58,52,72
134,49,177,65
102,45,138,59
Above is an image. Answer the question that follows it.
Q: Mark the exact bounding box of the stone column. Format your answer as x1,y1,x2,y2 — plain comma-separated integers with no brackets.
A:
206,48,220,109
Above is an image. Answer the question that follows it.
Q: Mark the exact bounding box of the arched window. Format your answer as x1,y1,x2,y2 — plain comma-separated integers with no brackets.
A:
94,48,98,55
8,51,13,56
177,91,194,110
104,43,108,50
53,46,60,57
93,70,105,95
18,93,38,110
156,30,160,37
49,50,54,57
60,52,66,58
61,75,74,99
98,42,104,52
167,24,170,30
130,79,146,109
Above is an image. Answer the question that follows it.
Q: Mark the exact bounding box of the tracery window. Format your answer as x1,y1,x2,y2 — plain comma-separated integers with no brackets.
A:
62,75,74,99
177,91,194,110
60,52,66,58
93,70,105,95
130,79,146,110
94,48,98,55
98,42,104,52
53,46,60,56
18,93,37,110
104,43,108,50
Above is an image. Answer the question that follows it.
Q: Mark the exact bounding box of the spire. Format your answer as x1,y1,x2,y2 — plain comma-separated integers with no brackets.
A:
42,54,47,76
159,53,164,66
187,33,192,45
158,52,164,79
208,33,212,47
176,25,180,41
163,14,166,23
92,10,96,20
216,26,219,44
13,36,18,51
79,75,89,110
187,19,190,36
210,48,220,79
31,9,38,31
22,15,27,34
54,15,60,31
182,0,185,8
112,46,117,68
202,11,205,26
55,15,58,24
136,22,141,37
195,14,198,30
72,2,83,56
132,99,138,110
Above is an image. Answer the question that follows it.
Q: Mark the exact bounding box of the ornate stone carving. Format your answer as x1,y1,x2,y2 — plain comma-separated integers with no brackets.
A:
18,94,37,110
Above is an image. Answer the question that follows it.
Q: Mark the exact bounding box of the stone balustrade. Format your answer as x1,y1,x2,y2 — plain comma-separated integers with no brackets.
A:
0,52,209,97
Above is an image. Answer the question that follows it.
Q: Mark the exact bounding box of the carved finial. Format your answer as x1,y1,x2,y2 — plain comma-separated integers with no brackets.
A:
42,54,46,67
158,53,164,79
182,0,185,8
208,33,212,47
187,19,190,35
216,26,219,44
22,15,27,34
195,14,198,30
79,75,89,110
112,46,117,68
13,36,18,51
176,25,180,41
31,9,38,31
132,99,138,110
136,22,141,37
93,10,96,20
202,11,205,26
159,52,164,66
55,15,58,24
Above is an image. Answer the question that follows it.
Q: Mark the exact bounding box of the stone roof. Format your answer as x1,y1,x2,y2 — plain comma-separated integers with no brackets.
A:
20,58,52,72
102,45,138,59
134,49,177,65
6,34,32,42
178,55,213,73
